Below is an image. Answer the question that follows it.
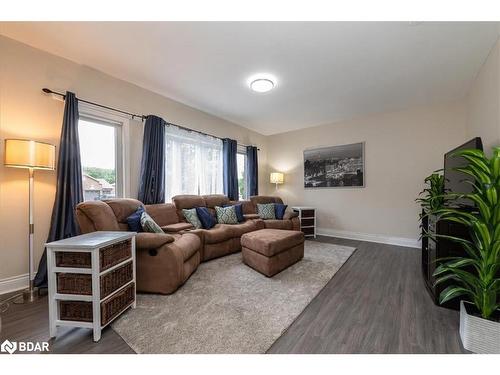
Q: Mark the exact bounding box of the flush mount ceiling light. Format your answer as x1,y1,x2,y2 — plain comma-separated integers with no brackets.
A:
248,74,277,93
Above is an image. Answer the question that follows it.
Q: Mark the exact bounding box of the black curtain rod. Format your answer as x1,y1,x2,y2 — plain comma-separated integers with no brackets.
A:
42,88,259,150
42,88,146,121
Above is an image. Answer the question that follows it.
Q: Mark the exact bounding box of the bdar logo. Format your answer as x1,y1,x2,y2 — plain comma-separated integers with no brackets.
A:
1,339,17,354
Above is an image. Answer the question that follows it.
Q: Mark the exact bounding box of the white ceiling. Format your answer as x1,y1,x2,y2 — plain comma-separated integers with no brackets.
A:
1,22,498,135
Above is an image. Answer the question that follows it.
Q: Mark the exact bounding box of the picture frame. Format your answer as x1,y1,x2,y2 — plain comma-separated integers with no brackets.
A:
303,142,365,188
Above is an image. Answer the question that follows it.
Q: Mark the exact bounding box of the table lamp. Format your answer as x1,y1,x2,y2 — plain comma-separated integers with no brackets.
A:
270,172,284,190
4,139,56,303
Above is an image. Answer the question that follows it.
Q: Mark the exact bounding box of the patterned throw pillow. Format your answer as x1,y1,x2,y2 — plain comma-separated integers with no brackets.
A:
140,211,163,233
215,205,239,224
182,208,202,229
257,203,276,220
223,203,244,222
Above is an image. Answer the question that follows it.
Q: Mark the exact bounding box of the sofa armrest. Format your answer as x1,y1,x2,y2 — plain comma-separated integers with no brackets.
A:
162,222,194,233
283,211,299,220
136,232,175,250
243,214,260,220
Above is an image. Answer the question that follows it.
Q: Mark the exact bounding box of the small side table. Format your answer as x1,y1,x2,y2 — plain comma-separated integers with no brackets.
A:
46,231,136,342
292,206,316,238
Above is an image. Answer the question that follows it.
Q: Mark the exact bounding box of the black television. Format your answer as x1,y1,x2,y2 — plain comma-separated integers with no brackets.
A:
444,137,483,208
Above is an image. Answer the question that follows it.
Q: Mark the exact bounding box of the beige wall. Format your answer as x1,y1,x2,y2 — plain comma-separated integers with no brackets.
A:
265,101,468,244
2,32,499,286
466,37,500,154
0,36,268,283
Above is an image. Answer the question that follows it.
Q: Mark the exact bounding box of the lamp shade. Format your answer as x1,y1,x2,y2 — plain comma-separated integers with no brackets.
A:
270,172,284,184
4,139,56,170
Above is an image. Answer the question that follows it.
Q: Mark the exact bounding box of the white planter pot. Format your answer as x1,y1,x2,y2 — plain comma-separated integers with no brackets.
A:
459,300,500,354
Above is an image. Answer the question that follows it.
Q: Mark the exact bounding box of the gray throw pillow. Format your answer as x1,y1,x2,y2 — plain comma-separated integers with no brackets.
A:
140,212,163,233
182,208,202,229
257,203,276,220
215,205,239,224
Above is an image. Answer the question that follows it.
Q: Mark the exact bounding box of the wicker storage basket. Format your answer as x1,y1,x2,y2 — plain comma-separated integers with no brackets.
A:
56,261,133,298
59,282,135,326
55,239,132,271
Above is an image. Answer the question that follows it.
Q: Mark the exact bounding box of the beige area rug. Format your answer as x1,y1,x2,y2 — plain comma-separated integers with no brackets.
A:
112,240,355,353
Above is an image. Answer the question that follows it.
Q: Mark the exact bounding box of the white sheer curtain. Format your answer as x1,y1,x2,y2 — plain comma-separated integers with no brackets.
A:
165,125,223,201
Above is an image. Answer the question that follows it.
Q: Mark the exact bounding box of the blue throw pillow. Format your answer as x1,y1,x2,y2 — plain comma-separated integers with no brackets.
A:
196,207,217,229
126,207,144,232
275,204,288,220
224,204,244,222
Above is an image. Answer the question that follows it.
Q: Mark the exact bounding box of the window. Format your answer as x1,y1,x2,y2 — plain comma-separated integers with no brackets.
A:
237,146,247,200
78,116,123,201
165,125,223,201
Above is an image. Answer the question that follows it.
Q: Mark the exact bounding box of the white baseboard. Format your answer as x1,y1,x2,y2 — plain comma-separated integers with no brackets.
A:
317,227,420,249
0,273,29,295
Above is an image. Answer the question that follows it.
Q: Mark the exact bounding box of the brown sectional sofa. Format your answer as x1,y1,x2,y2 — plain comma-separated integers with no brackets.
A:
249,196,300,231
75,194,299,294
76,198,201,294
172,194,266,261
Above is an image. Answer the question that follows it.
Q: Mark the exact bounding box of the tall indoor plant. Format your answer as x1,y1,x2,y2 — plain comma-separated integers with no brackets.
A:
431,148,500,353
416,172,446,215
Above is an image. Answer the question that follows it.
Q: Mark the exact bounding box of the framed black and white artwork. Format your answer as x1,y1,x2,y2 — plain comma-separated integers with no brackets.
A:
303,142,365,188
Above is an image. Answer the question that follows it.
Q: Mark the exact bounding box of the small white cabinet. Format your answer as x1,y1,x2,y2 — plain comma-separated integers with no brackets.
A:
46,231,136,342
292,206,316,238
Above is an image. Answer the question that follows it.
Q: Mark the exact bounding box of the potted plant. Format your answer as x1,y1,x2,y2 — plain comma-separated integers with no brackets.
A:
417,172,446,278
416,172,446,216
431,148,500,354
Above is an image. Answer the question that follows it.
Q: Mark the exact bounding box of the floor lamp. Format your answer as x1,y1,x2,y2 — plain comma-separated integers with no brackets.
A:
4,139,56,303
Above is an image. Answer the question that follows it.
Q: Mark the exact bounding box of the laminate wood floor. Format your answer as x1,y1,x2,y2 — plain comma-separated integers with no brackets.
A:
0,237,466,354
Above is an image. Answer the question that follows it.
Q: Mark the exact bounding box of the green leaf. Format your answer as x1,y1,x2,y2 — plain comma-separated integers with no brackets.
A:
441,258,477,269
439,286,471,305
434,274,459,286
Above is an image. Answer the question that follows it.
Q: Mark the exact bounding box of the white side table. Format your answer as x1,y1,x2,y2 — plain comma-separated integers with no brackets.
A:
46,231,136,342
292,207,317,238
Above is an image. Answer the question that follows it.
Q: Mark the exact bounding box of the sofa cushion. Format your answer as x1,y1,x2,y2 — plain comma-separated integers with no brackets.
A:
141,212,164,233
262,219,293,230
250,196,284,205
215,205,239,224
239,200,257,214
257,203,276,220
145,203,179,226
241,229,304,257
162,222,194,233
243,213,260,220
182,208,202,229
227,220,259,237
203,194,230,208
76,201,120,232
135,232,175,250
196,207,217,229
275,204,288,220
172,195,206,210
127,207,144,232
202,224,234,244
105,198,143,223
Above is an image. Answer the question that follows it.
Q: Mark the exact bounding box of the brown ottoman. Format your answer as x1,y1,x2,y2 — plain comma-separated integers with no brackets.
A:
241,229,305,277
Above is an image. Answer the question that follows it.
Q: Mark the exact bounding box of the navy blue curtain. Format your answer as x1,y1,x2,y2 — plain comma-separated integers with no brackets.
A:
138,115,166,204
222,138,238,200
246,146,258,196
35,92,83,287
